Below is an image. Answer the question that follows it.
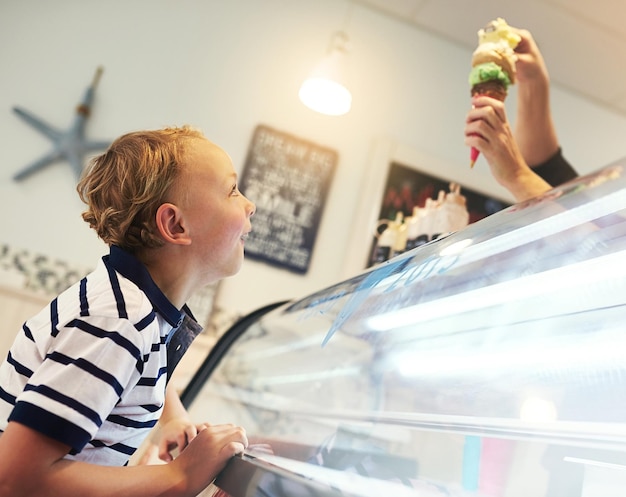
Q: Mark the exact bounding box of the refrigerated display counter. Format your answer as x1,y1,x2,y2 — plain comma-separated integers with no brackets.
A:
182,161,626,497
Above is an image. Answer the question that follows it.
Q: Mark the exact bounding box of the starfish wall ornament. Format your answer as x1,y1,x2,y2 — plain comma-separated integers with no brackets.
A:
12,66,111,182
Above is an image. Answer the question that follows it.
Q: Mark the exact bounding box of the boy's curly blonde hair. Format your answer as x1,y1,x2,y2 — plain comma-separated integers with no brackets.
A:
77,126,204,253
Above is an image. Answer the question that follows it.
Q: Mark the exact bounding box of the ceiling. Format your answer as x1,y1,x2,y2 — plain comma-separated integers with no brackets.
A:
355,0,626,117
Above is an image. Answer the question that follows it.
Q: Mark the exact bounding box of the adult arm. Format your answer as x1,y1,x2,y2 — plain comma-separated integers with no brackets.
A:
531,148,578,186
513,28,560,167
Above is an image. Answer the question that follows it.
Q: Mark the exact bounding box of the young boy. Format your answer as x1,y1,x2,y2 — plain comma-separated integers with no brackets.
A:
0,126,255,496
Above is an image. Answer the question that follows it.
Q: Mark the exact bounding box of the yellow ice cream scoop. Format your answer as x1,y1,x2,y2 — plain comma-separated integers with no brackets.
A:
472,17,521,84
478,17,522,48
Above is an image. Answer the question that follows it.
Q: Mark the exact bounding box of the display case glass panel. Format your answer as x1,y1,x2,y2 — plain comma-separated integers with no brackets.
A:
183,162,626,497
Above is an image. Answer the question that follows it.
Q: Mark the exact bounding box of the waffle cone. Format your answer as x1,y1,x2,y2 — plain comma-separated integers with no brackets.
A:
470,80,507,101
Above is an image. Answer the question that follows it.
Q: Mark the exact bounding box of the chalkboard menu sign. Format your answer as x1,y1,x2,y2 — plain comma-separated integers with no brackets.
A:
239,125,338,274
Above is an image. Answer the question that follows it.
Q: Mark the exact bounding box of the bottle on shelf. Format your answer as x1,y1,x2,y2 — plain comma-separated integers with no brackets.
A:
444,182,470,233
432,183,470,240
419,197,438,243
371,211,403,265
392,213,409,258
405,206,426,251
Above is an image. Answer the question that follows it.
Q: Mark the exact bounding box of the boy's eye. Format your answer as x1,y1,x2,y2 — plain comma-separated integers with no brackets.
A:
231,184,239,195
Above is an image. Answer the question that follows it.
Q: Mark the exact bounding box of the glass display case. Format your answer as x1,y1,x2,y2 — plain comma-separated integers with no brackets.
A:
182,161,626,497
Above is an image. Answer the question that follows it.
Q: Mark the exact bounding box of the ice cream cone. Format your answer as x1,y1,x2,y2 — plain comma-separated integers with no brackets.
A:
467,18,521,168
469,80,507,168
470,80,507,101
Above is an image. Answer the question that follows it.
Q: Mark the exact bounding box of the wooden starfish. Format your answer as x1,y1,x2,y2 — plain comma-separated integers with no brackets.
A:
12,66,110,182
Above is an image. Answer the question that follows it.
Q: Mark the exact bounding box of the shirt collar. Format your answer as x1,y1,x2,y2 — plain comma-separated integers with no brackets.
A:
104,245,184,328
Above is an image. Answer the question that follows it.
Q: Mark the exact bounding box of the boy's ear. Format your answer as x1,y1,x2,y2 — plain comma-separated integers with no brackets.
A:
155,203,192,245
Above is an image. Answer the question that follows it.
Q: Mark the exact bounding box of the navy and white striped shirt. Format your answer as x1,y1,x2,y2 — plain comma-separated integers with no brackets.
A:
0,246,201,465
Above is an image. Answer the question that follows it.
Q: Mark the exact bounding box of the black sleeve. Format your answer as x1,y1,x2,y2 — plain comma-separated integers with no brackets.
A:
532,148,578,187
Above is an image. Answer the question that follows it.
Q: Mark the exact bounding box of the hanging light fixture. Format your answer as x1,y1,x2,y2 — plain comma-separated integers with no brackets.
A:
299,31,352,116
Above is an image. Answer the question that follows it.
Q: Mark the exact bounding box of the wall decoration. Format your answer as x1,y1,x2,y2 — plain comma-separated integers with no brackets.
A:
12,66,111,182
239,125,338,274
366,161,510,267
339,138,513,277
379,162,509,224
0,243,221,335
0,243,91,296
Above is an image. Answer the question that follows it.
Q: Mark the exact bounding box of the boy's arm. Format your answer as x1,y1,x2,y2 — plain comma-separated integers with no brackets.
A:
0,419,246,497
161,382,191,424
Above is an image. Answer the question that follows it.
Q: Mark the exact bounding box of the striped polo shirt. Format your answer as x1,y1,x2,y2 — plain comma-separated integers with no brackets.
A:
0,246,201,465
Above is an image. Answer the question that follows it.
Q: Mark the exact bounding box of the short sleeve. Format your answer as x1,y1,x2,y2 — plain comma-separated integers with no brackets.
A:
532,148,578,187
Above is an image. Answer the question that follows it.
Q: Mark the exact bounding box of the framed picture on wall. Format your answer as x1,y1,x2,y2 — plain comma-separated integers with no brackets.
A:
378,161,509,224
366,161,510,267
239,125,338,274
341,138,512,277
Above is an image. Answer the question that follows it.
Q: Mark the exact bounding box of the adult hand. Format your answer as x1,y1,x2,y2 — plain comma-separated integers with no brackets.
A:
511,28,560,166
465,95,525,178
513,28,550,86
465,95,551,201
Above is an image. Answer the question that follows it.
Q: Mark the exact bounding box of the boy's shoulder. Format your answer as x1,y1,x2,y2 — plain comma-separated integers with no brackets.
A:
56,258,155,325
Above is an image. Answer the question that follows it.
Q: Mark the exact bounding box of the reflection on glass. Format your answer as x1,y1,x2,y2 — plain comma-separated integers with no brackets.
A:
186,162,626,497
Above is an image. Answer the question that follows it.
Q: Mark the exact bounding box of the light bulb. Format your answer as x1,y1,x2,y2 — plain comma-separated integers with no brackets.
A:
299,33,352,116
299,76,352,116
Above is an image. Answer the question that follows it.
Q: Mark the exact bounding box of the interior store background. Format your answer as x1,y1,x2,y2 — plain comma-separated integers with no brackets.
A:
2,0,626,340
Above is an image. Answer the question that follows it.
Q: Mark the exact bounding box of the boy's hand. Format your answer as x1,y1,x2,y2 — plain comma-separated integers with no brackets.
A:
137,418,210,464
173,423,248,492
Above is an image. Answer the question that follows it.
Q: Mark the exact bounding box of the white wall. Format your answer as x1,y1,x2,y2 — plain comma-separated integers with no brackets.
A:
2,0,626,317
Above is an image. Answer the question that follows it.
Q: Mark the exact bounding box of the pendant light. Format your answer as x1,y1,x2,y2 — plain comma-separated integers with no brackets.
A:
299,30,352,116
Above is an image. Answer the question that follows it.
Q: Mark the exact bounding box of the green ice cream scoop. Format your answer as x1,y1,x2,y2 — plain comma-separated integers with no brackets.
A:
468,62,511,88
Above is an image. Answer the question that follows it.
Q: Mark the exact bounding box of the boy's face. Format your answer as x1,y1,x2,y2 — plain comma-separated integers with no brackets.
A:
177,137,255,282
